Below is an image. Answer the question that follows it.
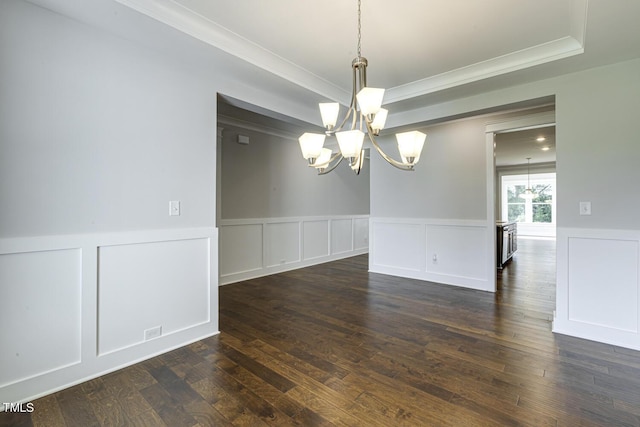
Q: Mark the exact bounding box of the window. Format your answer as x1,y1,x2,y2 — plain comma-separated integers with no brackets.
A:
502,173,556,225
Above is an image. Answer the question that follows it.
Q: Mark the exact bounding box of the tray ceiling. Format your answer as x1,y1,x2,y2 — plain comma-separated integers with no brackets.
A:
116,0,591,104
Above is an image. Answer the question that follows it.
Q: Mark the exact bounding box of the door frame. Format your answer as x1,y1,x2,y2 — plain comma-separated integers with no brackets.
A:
484,111,556,291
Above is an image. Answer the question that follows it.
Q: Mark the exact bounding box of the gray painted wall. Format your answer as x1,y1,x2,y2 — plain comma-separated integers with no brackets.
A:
372,58,640,230
0,0,217,238
371,118,487,219
0,1,369,238
219,125,369,220
3,0,637,239
555,61,640,229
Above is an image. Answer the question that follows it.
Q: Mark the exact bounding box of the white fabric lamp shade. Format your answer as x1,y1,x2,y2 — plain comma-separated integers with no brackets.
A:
370,108,388,133
298,132,326,159
520,189,536,199
336,129,365,159
356,87,385,116
396,130,426,164
319,103,340,129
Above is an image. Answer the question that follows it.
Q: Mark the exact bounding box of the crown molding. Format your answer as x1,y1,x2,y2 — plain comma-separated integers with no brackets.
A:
114,0,350,103
116,0,588,105
385,0,588,104
385,37,584,104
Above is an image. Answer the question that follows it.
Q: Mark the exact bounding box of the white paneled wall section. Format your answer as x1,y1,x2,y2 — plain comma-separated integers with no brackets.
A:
554,227,640,351
369,217,493,291
219,215,369,285
0,228,218,404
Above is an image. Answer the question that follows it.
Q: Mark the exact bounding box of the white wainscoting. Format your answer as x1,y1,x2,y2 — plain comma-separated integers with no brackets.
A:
0,249,82,389
554,227,640,351
219,215,369,285
0,227,218,404
369,217,494,291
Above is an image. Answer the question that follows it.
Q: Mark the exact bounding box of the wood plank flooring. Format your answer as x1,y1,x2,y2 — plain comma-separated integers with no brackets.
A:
3,238,640,426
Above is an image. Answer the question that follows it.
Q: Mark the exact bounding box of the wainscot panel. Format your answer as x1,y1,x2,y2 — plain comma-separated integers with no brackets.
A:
219,223,262,276
219,215,369,285
369,217,493,291
331,218,354,255
354,217,369,250
554,227,640,351
0,227,218,405
0,249,82,388
303,220,330,261
426,225,487,281
98,238,211,355
265,221,300,267
370,220,424,272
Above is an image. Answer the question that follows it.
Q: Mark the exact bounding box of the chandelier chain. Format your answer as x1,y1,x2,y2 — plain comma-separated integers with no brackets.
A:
357,0,362,57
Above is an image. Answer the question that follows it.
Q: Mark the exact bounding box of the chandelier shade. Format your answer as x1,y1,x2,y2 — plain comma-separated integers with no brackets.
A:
319,103,340,130
370,108,388,134
298,133,326,163
336,129,365,160
519,189,536,199
397,131,427,165
297,0,426,175
356,87,385,116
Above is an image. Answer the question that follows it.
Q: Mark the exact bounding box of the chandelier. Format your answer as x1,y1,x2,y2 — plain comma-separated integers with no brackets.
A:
298,0,426,175
520,157,537,199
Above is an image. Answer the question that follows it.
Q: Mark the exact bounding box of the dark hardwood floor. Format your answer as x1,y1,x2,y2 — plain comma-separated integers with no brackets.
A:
4,238,640,426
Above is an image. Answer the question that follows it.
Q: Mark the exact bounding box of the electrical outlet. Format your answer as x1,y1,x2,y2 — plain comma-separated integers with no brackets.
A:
432,254,438,264
144,326,162,341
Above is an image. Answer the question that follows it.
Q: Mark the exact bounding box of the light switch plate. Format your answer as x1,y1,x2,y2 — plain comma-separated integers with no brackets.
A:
579,201,591,216
169,200,180,216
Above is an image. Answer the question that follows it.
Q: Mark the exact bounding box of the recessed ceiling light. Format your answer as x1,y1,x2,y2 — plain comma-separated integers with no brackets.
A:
536,136,546,142
541,146,550,151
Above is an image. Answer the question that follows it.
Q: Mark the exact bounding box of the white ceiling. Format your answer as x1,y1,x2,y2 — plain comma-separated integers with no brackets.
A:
109,0,640,112
495,126,556,167
28,0,640,118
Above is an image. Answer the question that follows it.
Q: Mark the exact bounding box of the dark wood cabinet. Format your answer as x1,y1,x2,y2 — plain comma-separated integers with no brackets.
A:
497,222,517,269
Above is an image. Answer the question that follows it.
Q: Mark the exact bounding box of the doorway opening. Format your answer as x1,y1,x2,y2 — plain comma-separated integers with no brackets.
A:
493,123,557,308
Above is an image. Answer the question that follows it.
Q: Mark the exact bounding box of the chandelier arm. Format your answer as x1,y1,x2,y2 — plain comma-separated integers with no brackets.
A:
316,153,344,175
310,151,342,169
365,123,415,171
351,149,364,175
331,65,359,134
346,64,361,131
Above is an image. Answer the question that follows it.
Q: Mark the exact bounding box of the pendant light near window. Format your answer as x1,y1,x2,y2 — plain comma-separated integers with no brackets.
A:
520,157,537,200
